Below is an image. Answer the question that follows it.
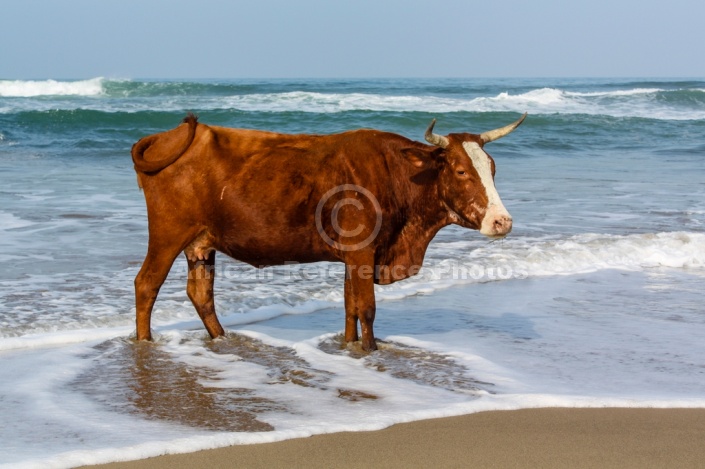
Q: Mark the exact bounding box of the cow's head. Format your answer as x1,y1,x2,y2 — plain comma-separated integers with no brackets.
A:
419,113,526,239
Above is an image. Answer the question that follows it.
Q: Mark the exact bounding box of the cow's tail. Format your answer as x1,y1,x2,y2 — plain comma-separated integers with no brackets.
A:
131,113,199,180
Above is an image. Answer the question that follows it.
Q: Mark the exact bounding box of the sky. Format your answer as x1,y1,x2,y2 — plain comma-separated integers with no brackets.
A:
1,0,704,79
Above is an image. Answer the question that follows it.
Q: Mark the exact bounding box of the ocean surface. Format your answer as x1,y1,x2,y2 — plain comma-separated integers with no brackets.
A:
1,77,704,467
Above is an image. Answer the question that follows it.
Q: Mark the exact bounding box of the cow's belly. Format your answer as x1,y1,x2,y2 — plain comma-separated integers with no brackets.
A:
203,214,339,267
216,241,339,267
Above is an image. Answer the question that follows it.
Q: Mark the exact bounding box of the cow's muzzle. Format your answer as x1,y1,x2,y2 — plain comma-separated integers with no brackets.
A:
480,208,513,239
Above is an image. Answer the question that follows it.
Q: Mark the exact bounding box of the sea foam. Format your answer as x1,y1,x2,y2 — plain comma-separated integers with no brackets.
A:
0,78,105,97
214,87,705,120
0,211,34,230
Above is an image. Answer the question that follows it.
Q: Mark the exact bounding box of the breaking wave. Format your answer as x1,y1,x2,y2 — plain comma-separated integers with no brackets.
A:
1,78,704,120
0,78,106,97
378,231,705,299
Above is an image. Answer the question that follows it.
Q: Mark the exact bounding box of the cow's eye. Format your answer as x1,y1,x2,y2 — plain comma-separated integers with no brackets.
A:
457,170,466,176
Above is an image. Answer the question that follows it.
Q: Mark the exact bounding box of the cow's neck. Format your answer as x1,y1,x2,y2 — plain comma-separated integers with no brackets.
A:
375,176,449,285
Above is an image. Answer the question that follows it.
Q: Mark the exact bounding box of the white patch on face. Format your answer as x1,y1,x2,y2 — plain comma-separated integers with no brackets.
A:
462,141,512,236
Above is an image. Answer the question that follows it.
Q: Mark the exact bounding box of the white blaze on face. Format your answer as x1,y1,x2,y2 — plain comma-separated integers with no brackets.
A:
462,141,512,237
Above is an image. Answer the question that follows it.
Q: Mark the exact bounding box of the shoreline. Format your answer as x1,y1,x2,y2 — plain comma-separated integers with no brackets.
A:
86,407,705,469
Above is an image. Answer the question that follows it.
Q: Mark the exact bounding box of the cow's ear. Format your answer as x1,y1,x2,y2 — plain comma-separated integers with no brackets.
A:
401,148,437,168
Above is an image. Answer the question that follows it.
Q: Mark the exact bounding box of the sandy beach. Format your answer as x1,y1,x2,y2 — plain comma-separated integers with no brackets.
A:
86,408,705,469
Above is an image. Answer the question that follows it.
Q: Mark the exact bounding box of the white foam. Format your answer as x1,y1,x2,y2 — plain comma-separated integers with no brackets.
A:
377,231,705,300
518,231,705,272
566,88,664,97
0,78,105,97
0,327,132,352
220,91,461,113
0,211,34,230
212,87,705,120
216,88,610,115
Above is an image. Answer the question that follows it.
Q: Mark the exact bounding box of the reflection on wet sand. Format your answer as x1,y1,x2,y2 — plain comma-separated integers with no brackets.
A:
72,332,492,433
207,332,333,389
72,338,279,432
319,334,494,394
208,333,378,401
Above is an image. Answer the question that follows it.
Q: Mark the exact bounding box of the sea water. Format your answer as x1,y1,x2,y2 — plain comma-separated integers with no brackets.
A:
1,77,704,467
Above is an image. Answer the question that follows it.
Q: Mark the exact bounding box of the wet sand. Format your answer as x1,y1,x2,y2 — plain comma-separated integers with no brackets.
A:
87,407,705,469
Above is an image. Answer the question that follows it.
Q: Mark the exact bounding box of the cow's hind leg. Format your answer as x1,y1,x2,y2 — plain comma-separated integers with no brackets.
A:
134,242,183,341
186,250,225,339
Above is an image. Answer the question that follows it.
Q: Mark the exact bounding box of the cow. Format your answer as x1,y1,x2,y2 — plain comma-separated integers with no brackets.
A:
131,113,526,351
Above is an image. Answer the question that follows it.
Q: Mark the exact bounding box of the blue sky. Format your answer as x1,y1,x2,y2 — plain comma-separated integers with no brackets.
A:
2,0,703,79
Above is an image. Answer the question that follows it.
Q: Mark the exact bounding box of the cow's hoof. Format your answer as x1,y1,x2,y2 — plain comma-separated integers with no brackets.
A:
361,338,378,352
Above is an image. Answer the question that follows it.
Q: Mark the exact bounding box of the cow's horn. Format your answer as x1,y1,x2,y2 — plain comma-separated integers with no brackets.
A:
425,119,450,148
480,112,528,144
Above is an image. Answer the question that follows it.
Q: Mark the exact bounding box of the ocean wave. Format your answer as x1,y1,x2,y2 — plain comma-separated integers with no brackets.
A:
378,231,705,299
219,91,459,113
1,79,704,120
0,78,105,97
565,88,664,98
469,87,705,120
213,87,679,115
484,231,705,274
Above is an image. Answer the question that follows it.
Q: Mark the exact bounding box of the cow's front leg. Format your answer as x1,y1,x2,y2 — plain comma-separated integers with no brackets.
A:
344,254,377,351
343,292,359,344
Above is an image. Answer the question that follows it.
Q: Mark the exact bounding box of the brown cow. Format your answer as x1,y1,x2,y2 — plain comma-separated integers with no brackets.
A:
132,113,526,351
